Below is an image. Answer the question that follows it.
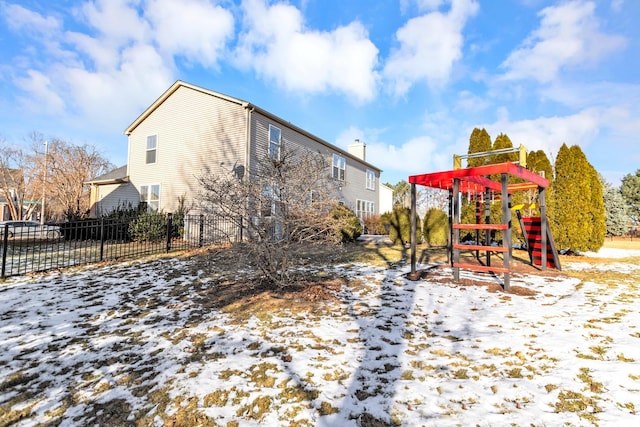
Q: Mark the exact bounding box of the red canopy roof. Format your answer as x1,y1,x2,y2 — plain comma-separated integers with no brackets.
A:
408,162,548,194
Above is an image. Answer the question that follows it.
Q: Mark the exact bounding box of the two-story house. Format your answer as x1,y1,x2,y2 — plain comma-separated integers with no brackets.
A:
88,80,389,220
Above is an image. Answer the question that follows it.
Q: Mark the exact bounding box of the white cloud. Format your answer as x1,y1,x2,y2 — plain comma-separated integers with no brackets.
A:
15,70,65,113
234,0,379,102
501,0,627,83
483,108,603,159
368,136,452,178
336,126,450,179
2,0,237,134
383,0,478,95
3,2,61,35
146,0,234,67
455,90,490,113
63,43,174,127
75,0,150,46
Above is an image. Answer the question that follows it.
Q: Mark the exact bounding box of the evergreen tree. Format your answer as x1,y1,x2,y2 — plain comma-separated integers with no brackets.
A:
490,133,518,165
489,133,523,243
551,144,605,252
586,160,606,250
551,144,577,249
526,150,554,217
391,180,411,208
620,170,640,226
460,129,491,228
467,128,492,167
601,176,629,236
527,150,553,182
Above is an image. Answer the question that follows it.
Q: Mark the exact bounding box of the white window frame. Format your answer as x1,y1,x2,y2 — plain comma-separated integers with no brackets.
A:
366,169,375,190
140,184,160,211
332,154,345,181
146,135,157,164
268,124,281,160
356,199,375,220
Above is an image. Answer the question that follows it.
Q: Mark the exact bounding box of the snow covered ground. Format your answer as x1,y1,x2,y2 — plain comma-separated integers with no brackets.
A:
1,250,639,426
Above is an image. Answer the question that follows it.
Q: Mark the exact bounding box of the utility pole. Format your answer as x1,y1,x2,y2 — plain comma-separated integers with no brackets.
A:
40,140,48,225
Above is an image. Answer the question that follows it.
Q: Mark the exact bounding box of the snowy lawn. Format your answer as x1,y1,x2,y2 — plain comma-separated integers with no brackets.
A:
1,244,639,426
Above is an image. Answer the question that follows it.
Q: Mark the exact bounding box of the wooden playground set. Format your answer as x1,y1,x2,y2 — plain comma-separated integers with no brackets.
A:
407,145,561,291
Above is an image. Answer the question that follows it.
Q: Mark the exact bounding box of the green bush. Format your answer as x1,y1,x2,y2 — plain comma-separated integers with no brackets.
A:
422,208,449,246
381,207,421,245
330,204,362,243
102,201,145,221
129,211,167,242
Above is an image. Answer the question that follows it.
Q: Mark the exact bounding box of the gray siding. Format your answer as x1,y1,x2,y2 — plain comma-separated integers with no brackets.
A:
127,85,247,213
248,110,380,216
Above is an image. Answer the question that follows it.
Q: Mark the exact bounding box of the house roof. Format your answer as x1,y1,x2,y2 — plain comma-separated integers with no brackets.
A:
85,165,128,185
124,80,382,173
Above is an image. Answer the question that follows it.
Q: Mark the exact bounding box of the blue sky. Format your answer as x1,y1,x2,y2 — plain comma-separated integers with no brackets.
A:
1,0,638,186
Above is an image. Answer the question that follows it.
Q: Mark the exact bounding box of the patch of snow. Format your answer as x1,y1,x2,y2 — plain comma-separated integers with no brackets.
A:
583,247,640,258
1,256,639,425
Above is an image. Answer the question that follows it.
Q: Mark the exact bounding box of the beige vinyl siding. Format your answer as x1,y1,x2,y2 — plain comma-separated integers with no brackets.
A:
127,85,247,213
93,182,139,216
124,81,382,217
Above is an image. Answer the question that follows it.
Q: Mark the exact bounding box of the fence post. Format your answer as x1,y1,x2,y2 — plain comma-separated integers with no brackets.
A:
199,214,204,248
99,217,105,261
1,223,8,278
166,213,173,253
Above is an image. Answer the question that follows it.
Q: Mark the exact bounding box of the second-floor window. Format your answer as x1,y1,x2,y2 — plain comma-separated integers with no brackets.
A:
366,169,375,190
333,154,345,181
268,125,281,160
140,184,160,211
146,135,157,164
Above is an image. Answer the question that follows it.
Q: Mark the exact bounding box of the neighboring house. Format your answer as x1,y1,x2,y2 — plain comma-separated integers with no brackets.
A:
378,183,394,215
89,80,390,221
0,168,36,221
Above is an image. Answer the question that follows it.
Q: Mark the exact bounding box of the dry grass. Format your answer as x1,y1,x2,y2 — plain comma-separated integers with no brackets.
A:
603,237,640,250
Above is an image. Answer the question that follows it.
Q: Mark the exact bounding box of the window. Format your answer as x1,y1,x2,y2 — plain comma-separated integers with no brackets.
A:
268,125,281,160
332,154,345,181
356,200,375,219
366,169,375,190
261,185,274,217
146,135,157,164
140,184,160,211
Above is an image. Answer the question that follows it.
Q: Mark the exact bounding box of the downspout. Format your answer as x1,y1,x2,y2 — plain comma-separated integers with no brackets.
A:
243,103,253,178
243,103,254,241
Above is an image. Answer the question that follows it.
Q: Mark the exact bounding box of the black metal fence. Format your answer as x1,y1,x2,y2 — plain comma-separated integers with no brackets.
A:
0,214,242,278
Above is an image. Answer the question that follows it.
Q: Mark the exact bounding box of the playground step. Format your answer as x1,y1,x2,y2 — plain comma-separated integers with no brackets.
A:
453,262,509,274
453,223,509,230
453,244,508,252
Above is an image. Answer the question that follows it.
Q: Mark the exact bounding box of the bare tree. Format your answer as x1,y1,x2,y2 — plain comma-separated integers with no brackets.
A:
1,134,113,222
0,137,40,220
197,146,350,287
44,139,113,220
